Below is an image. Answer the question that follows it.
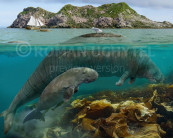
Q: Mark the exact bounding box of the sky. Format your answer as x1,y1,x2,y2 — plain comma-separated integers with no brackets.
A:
0,0,173,27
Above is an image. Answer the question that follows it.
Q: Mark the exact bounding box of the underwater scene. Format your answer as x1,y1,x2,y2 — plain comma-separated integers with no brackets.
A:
0,28,173,138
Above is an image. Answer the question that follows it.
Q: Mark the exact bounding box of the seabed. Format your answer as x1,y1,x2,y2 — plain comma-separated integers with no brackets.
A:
7,83,173,138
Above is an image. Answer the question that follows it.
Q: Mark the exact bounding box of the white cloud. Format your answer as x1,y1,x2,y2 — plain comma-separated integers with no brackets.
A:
1,0,173,9
36,0,173,9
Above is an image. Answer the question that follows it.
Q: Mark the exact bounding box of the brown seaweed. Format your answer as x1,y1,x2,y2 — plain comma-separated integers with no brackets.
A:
70,94,164,138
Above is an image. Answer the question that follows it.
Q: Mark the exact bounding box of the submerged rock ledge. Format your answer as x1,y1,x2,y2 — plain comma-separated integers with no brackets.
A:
80,33,122,37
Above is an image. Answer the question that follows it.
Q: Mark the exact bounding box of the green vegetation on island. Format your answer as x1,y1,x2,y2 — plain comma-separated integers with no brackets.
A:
10,2,173,28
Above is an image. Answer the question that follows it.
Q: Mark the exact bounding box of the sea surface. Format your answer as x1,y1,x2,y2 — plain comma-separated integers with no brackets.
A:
0,28,173,137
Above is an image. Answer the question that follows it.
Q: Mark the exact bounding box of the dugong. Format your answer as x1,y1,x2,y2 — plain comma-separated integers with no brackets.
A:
0,48,164,134
23,67,98,123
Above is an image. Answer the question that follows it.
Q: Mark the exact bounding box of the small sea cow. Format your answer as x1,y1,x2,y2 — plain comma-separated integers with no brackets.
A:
23,67,98,123
0,67,98,134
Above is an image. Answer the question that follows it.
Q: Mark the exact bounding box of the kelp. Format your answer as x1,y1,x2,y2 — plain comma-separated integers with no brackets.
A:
70,92,164,138
42,84,173,138
72,99,114,123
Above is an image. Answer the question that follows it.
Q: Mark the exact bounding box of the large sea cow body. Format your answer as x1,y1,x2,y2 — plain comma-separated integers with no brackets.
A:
0,48,164,134
23,67,98,123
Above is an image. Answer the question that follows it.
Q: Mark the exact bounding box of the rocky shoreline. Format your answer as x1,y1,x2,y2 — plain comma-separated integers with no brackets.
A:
10,2,173,29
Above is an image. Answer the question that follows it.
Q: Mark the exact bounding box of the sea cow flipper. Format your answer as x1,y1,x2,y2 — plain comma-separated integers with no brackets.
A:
0,110,14,134
116,71,130,86
74,87,79,93
128,77,136,84
63,87,75,102
23,109,45,123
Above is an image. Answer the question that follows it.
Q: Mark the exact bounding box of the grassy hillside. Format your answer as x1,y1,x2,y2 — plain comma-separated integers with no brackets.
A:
10,2,173,28
58,2,137,18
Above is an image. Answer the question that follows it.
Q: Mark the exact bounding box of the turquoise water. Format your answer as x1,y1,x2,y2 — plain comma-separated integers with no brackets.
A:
0,28,173,137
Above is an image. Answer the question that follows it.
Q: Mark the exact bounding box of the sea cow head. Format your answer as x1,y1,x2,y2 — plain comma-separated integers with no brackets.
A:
145,62,165,83
73,67,98,84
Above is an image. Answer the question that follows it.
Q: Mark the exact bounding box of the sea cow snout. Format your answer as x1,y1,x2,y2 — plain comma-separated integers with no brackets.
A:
146,68,165,83
154,72,165,83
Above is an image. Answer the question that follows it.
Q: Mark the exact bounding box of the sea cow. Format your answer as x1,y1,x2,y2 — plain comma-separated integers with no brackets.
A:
0,48,164,134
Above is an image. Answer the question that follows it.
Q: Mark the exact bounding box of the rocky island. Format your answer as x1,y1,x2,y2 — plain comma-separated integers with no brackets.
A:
10,2,173,28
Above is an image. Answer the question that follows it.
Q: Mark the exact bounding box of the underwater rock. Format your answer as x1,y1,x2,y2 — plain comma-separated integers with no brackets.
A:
62,35,124,45
39,29,51,32
148,90,173,119
80,33,122,37
144,89,173,137
8,41,26,44
161,120,173,137
127,124,165,138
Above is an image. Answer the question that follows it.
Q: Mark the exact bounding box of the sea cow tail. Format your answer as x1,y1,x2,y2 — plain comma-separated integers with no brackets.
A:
23,109,45,123
0,110,14,134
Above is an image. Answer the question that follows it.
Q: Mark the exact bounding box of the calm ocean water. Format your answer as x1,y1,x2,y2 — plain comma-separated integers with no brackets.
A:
0,28,173,137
